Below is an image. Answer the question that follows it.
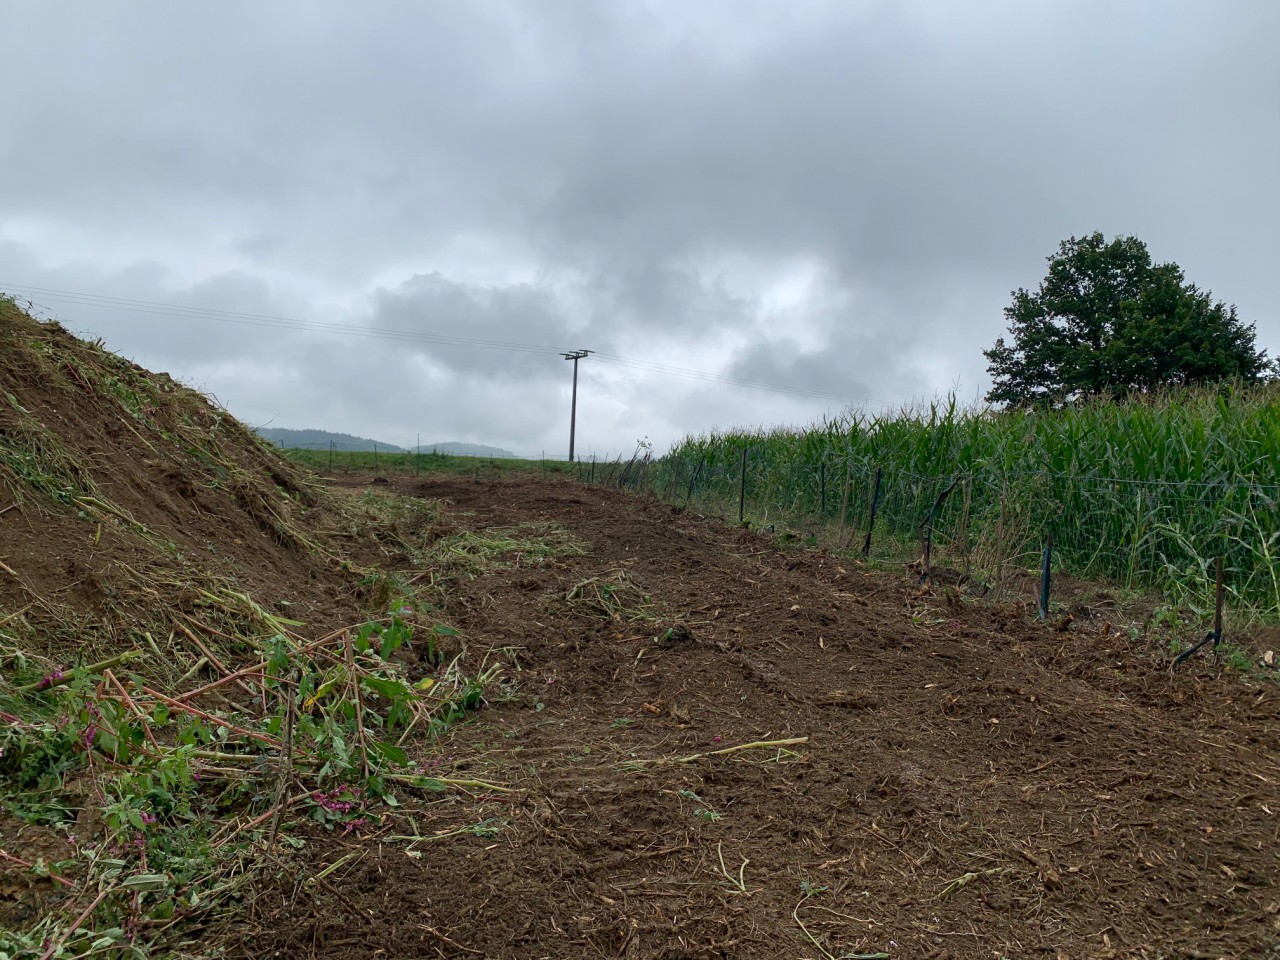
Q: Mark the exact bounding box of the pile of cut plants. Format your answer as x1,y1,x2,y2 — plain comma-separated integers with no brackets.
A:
0,300,508,957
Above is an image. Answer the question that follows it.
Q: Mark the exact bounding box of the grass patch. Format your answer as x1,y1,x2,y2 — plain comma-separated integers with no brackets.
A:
280,447,579,479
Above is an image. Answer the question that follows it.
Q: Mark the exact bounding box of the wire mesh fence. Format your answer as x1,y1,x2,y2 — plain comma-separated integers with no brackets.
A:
585,446,1280,627
267,435,1279,626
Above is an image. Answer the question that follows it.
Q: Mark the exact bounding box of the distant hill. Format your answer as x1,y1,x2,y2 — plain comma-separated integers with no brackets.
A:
256,429,517,459
420,441,518,458
256,428,405,453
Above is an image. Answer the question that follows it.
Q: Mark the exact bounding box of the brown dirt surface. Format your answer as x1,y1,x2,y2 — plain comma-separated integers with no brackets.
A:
237,475,1280,960
0,303,435,668
0,812,77,929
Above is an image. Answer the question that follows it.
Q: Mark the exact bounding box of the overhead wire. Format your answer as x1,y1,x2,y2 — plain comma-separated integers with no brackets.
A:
0,282,564,356
0,281,890,408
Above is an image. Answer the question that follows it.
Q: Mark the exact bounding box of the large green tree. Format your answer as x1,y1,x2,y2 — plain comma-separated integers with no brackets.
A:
984,233,1273,406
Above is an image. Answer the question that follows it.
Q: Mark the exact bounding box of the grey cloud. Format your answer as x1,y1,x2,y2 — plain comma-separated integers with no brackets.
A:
1,0,1276,454
369,273,570,380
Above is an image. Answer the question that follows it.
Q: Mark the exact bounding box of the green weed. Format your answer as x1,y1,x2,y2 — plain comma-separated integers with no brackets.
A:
281,447,579,478
0,613,506,956
679,788,724,822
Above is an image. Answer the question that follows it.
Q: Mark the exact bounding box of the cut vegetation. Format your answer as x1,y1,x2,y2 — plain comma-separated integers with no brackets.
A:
0,302,520,957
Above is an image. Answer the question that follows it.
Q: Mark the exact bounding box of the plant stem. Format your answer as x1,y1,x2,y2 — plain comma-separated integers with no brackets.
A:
17,650,144,693
628,736,809,766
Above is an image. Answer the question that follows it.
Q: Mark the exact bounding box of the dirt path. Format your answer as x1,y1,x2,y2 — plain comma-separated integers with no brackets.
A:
240,476,1280,960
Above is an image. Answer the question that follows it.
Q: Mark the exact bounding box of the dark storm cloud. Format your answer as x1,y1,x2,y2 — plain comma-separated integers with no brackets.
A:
1,0,1276,454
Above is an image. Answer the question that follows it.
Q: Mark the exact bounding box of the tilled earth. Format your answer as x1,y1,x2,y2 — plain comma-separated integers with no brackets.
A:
239,476,1280,960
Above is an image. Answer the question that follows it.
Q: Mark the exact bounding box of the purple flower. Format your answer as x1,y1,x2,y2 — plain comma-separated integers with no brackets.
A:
313,787,363,814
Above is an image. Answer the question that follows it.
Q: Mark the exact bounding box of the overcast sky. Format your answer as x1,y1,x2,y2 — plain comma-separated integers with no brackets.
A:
2,1,1276,457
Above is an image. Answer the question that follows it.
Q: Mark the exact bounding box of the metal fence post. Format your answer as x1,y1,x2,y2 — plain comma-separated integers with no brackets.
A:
919,478,959,582
861,468,883,558
839,460,853,539
1175,556,1225,666
686,457,705,506
1039,534,1053,619
1214,555,1224,647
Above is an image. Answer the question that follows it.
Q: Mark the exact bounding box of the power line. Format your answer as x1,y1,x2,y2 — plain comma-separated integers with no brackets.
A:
1,282,564,356
1,280,891,408
591,354,890,407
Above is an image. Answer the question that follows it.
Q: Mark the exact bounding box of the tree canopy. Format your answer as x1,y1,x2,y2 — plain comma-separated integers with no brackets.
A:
984,233,1273,406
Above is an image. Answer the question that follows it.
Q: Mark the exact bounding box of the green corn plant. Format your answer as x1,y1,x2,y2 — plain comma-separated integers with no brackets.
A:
651,383,1280,622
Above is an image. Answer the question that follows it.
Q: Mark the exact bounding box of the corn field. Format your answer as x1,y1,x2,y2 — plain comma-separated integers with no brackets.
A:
627,385,1280,623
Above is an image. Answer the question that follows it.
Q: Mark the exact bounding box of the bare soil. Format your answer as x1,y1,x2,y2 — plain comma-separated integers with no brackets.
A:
236,475,1280,960
0,309,372,655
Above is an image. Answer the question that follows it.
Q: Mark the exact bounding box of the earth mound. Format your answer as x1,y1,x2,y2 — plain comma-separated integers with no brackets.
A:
1,299,459,944
0,298,433,667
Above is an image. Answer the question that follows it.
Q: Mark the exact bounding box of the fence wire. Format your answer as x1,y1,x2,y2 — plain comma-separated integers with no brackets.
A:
272,439,1279,623
590,447,1280,624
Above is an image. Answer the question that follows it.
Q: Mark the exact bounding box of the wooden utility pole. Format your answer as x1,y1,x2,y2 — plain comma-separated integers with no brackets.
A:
561,350,592,462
